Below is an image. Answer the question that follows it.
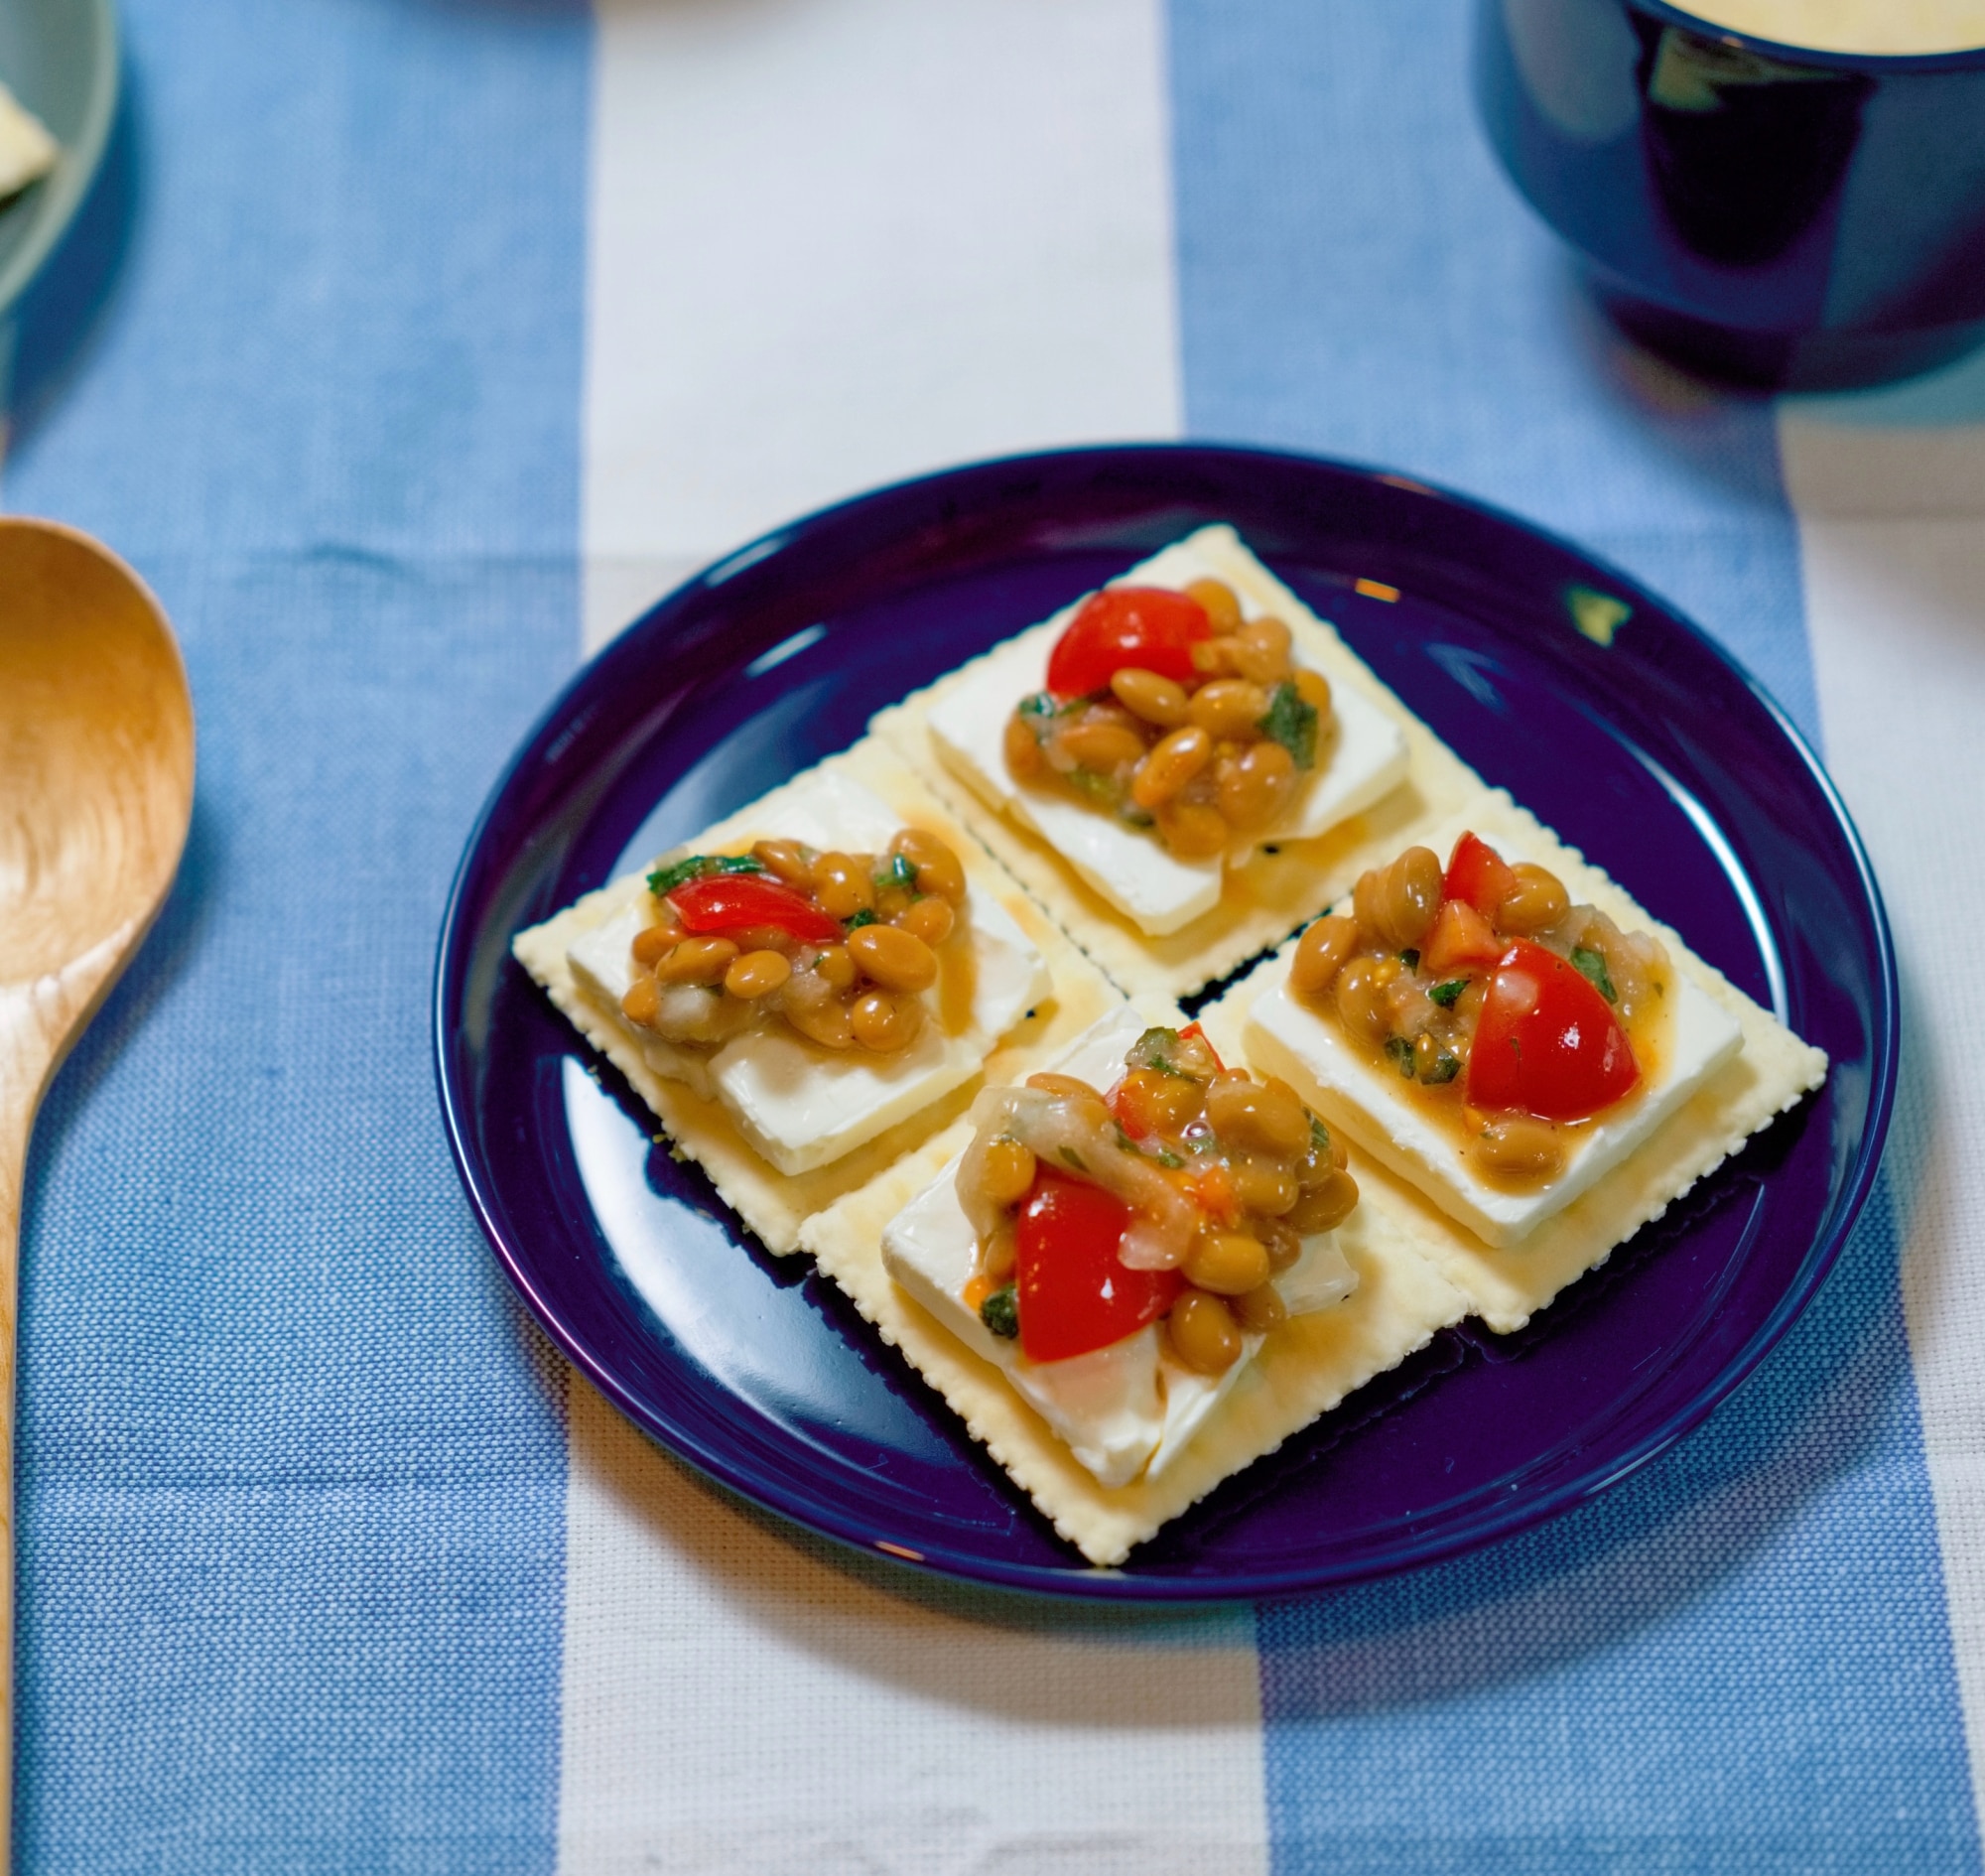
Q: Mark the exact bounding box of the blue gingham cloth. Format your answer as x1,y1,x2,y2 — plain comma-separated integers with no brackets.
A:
7,1,1979,1869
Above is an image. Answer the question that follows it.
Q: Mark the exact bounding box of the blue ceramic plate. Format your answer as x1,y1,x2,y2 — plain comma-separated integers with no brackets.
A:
435,445,1895,1600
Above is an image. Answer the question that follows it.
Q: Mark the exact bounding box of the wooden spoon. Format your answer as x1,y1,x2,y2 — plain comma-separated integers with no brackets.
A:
0,519,194,1863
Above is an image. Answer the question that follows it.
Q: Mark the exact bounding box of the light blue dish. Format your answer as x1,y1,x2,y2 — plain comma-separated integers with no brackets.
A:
0,0,116,321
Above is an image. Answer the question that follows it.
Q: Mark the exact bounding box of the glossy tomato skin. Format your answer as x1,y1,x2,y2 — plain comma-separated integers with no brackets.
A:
666,872,845,944
1466,939,1639,1122
1015,1171,1183,1363
1045,587,1210,697
1442,831,1517,921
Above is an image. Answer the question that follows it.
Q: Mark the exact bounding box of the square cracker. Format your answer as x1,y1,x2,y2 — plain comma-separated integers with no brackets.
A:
1198,790,1829,1333
869,523,1485,1000
798,1129,1467,1569
510,737,1124,1258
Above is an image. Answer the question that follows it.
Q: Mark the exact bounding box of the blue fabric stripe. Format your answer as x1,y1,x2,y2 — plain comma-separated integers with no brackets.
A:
6,2,588,1869
1167,3,1976,1869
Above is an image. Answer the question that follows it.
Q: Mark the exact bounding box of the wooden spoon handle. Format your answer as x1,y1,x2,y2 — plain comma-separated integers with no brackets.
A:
0,1114,19,1876
0,1011,33,1876
0,973,108,1876
0,519,194,1876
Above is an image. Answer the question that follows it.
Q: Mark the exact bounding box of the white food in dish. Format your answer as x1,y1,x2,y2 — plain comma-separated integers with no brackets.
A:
1662,0,1985,59
925,539,1409,937
881,1002,1358,1488
0,83,57,199
567,770,1050,1176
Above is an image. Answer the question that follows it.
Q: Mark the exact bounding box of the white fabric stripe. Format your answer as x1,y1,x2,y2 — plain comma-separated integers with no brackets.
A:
1784,349,1985,1827
581,0,1182,652
564,7,1261,1867
558,1381,1267,1876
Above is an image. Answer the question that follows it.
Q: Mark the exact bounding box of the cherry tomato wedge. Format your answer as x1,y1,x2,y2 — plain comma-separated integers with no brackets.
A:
1442,831,1517,922
1466,939,1639,1122
1045,586,1211,697
1014,1171,1183,1364
665,872,845,944
1421,897,1503,977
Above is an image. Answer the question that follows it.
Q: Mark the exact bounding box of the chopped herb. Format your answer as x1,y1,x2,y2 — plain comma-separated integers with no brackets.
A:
646,853,764,894
1423,1051,1462,1085
1571,946,1617,1003
1125,1026,1193,1079
1429,979,1468,1008
1156,1147,1185,1169
1067,768,1121,807
1058,1146,1087,1172
979,1285,1019,1340
1257,681,1319,769
1384,1035,1417,1079
1309,1115,1332,1156
1119,804,1155,829
1399,948,1420,973
1113,1125,1136,1153
844,908,878,931
876,853,917,892
1017,691,1058,721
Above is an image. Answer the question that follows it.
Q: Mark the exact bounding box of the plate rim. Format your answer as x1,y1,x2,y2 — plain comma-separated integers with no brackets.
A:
435,439,1899,1603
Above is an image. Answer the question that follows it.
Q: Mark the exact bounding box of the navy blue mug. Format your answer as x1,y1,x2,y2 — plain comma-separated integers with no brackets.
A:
1476,0,1985,387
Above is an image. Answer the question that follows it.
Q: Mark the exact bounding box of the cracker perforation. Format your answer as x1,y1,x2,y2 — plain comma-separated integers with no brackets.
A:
799,1124,1467,1566
870,525,1486,998
1201,790,1829,1332
512,738,1122,1257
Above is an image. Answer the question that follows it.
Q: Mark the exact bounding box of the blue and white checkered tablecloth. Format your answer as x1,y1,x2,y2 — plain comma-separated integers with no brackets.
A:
7,1,1984,1868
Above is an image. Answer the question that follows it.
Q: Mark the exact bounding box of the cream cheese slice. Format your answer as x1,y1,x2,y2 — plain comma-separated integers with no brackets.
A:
881,999,1356,1488
926,532,1409,936
566,770,1050,1175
